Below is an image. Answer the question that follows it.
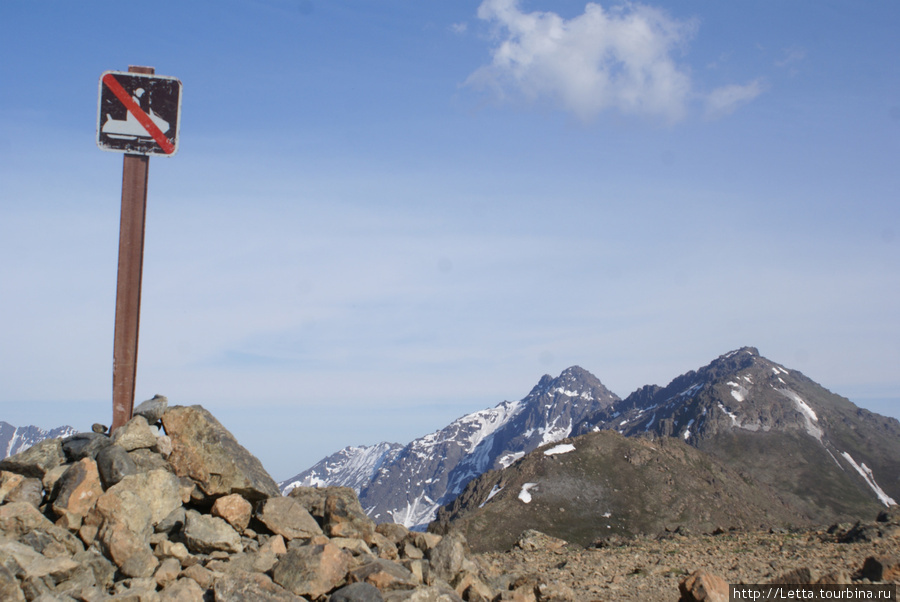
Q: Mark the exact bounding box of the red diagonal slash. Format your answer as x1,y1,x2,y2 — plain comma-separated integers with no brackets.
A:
102,73,175,155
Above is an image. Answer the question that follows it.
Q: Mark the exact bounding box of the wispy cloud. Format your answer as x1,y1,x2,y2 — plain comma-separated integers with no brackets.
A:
775,46,807,69
704,78,766,119
466,0,765,123
449,22,468,35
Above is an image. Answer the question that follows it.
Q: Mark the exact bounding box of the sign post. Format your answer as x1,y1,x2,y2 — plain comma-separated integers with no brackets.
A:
98,65,181,432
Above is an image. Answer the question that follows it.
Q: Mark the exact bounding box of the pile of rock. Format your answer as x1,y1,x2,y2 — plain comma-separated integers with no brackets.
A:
0,402,500,601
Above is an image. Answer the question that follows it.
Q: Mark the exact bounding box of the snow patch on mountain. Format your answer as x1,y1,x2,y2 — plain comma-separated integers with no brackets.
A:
544,443,576,456
777,388,823,440
518,483,538,503
841,452,897,507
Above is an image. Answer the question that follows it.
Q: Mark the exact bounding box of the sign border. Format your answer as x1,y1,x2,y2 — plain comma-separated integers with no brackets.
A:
97,70,182,157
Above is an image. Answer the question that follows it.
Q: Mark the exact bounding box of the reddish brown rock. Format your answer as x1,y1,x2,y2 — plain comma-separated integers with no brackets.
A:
861,555,900,582
0,472,26,504
52,457,104,530
348,557,419,591
3,477,43,508
678,571,729,602
211,493,252,533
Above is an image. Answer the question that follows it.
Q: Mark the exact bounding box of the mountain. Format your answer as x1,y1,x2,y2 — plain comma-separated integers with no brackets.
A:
431,430,811,552
279,366,619,529
574,347,900,519
0,421,77,459
280,442,404,494
431,347,900,550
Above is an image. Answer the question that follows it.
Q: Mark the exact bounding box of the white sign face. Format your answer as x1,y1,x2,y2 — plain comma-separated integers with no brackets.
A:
97,71,182,156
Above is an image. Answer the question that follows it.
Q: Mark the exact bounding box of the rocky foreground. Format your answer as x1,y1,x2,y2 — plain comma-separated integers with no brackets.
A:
481,515,900,601
0,401,897,601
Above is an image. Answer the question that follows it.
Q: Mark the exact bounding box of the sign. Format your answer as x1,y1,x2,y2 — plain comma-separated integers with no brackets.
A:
97,71,182,156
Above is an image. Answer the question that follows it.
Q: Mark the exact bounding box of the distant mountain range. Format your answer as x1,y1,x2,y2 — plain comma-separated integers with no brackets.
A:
434,347,900,550
0,421,77,459
281,347,900,537
280,366,620,528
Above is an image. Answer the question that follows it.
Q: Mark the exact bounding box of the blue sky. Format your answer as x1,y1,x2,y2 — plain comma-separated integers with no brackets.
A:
1,1,898,479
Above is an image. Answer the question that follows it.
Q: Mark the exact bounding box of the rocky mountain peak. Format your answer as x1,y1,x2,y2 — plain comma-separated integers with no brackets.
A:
281,366,619,530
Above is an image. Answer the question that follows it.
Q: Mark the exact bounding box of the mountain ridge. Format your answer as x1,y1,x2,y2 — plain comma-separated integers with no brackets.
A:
284,346,900,538
279,365,619,528
0,421,77,459
429,347,900,550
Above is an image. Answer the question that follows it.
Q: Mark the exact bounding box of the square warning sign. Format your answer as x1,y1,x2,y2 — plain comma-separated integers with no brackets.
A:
97,71,182,156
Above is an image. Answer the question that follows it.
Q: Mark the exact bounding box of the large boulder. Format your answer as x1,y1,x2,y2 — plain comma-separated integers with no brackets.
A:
271,541,352,598
183,510,243,554
51,457,104,530
257,496,324,541
160,405,281,502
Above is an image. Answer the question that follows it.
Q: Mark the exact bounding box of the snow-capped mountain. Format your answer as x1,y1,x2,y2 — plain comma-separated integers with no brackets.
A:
280,442,403,494
0,421,77,459
433,348,900,550
573,347,900,518
279,366,619,529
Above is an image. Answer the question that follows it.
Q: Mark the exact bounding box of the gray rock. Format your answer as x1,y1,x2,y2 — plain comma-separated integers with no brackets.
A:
256,496,324,541
0,501,57,537
92,423,108,434
61,432,112,462
348,557,419,591
0,438,66,479
134,394,169,423
160,405,281,502
71,548,116,590
109,469,184,527
158,577,207,602
112,416,158,452
96,444,138,488
0,563,25,602
376,522,411,545
155,506,186,535
0,538,80,584
128,448,171,474
213,570,305,601
426,532,469,584
10,522,83,557
381,584,463,601
4,477,43,508
183,510,243,555
271,542,352,598
93,487,157,578
325,490,376,541
332,582,385,602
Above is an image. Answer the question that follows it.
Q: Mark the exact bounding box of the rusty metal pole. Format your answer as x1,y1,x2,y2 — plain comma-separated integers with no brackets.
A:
111,65,154,433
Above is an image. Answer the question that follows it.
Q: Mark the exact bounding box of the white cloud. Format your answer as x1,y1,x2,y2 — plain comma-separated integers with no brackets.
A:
466,0,697,122
704,78,766,119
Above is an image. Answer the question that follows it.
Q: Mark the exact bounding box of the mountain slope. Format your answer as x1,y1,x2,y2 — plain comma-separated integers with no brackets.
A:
280,442,404,494
574,347,899,519
280,366,619,529
433,347,900,551
431,431,808,552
